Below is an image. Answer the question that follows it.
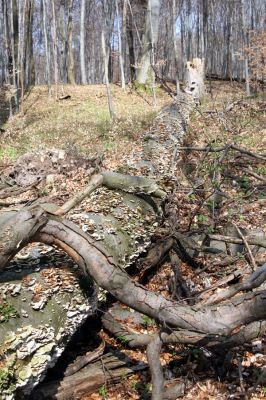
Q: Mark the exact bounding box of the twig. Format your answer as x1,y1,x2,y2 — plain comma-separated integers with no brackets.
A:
237,356,248,399
200,263,266,306
175,144,266,161
241,167,266,183
53,174,104,216
232,223,257,270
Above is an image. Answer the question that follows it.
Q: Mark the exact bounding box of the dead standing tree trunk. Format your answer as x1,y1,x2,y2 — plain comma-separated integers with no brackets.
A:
185,57,205,99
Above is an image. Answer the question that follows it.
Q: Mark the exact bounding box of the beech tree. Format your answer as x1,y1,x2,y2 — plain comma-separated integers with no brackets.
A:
136,0,160,85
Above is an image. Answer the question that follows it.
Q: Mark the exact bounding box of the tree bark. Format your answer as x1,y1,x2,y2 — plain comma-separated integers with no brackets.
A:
101,29,115,120
80,0,87,84
115,0,126,90
136,0,160,86
52,0,59,96
42,0,51,95
66,0,75,84
185,57,205,99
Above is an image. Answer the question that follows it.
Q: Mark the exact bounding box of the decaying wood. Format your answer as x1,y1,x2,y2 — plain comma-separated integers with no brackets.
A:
1,86,266,399
64,339,105,377
32,351,146,400
185,58,205,99
0,95,196,398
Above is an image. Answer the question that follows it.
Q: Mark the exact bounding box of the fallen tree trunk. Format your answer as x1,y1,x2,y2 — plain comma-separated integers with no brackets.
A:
1,88,266,399
0,94,194,398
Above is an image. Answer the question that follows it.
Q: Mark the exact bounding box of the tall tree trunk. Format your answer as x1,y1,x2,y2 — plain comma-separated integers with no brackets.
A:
126,0,136,82
42,0,51,95
115,0,126,90
241,0,250,96
172,0,180,94
10,0,19,108
101,29,115,120
122,0,128,79
52,0,59,96
80,0,87,84
136,0,160,86
24,0,34,88
66,0,75,84
202,0,208,69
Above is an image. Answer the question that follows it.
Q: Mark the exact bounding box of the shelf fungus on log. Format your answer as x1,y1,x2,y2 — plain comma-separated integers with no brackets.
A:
0,94,195,399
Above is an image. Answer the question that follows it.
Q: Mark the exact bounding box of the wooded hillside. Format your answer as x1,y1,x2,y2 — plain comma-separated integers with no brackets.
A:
0,1,265,399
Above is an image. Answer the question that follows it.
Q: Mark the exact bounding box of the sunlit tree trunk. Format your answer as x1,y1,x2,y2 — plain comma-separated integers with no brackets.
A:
52,0,59,97
241,0,250,96
172,0,180,94
42,0,51,95
101,29,115,120
115,0,126,89
66,0,75,84
80,0,87,84
136,0,160,86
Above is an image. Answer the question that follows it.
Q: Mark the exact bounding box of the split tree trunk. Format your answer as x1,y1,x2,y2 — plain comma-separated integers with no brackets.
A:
185,57,205,99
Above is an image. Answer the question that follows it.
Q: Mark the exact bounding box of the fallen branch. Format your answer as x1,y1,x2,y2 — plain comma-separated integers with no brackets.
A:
201,263,266,305
232,223,257,270
175,144,266,161
147,333,164,400
208,234,266,249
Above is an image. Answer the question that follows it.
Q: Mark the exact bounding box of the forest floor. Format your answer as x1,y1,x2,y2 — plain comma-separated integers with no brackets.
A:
0,82,266,399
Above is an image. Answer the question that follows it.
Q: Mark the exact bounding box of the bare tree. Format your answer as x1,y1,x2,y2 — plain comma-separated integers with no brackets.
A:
52,0,59,97
42,0,51,95
115,0,126,89
241,0,251,95
80,0,87,84
66,0,75,84
101,29,115,120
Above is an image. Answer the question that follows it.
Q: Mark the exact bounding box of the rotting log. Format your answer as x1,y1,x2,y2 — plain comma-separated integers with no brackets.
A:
1,89,266,399
0,94,195,399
